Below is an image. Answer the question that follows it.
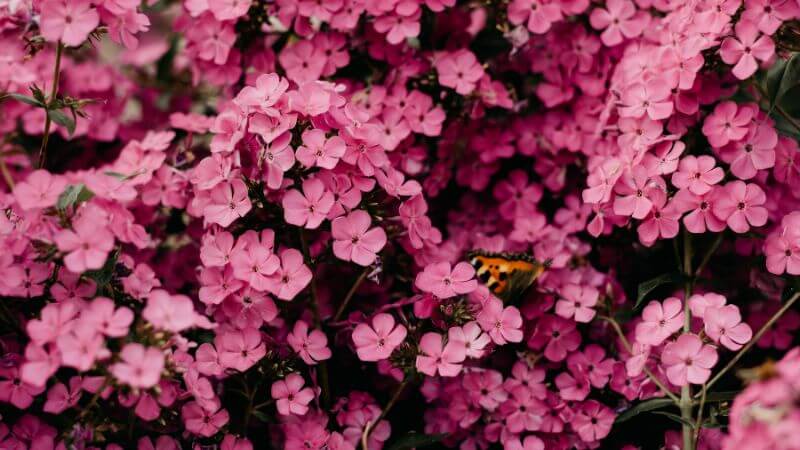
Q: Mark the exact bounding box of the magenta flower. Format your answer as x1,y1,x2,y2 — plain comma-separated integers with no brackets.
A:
259,132,296,190
589,0,646,46
619,78,673,121
507,0,563,34
203,179,252,228
352,313,407,362
719,122,777,180
39,0,99,47
712,181,768,233
110,344,165,389
282,178,335,229
296,129,346,170
477,297,524,345
286,320,332,365
613,165,659,219
765,212,800,275
671,155,724,195
555,283,599,323
434,50,485,95
415,332,466,377
704,305,753,351
271,373,315,416
216,327,266,372
704,100,756,146
720,20,775,80
230,240,280,292
635,297,685,346
661,333,719,386
143,289,197,333
331,210,387,266
414,261,477,299
182,402,229,437
572,400,615,442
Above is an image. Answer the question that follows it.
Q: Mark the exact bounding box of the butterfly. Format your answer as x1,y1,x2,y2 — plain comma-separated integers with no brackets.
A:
467,250,548,302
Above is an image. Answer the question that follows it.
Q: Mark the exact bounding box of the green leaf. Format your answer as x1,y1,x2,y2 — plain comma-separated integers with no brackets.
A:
48,109,76,136
56,184,94,211
652,411,696,429
386,433,445,450
251,410,271,423
6,93,45,107
766,53,800,107
636,273,684,309
615,398,675,424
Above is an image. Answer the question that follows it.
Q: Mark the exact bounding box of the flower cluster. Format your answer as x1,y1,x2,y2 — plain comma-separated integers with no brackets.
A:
2,0,800,449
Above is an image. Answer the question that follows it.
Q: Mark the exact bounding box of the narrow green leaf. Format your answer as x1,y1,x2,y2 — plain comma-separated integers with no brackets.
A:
615,398,675,424
652,411,696,429
386,433,445,450
251,410,271,423
7,93,44,107
48,109,76,136
636,273,684,309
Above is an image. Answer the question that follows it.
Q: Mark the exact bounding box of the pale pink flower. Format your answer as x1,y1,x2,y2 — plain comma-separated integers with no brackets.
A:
415,332,466,377
39,0,99,47
110,344,165,389
635,297,684,346
477,297,524,345
13,170,67,210
704,305,753,351
287,320,332,365
661,333,718,386
414,261,477,299
282,178,335,229
271,373,314,416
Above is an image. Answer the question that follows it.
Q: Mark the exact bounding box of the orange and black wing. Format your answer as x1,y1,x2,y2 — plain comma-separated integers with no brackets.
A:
467,250,546,302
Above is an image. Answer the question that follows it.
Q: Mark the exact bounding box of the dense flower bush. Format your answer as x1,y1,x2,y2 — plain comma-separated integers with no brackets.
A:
3,0,800,448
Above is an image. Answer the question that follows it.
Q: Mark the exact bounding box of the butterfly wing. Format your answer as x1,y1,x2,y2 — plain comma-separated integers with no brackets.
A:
468,251,546,303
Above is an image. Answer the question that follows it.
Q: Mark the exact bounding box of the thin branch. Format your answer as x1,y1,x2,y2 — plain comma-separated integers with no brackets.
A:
699,292,800,396
38,41,64,169
333,266,370,322
598,315,680,403
361,378,409,450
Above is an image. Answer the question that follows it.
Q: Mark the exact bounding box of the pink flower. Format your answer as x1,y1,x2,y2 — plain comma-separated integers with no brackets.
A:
82,297,134,338
230,240,280,292
57,326,110,371
448,322,490,358
208,0,251,21
528,314,582,362
414,261,477,299
265,249,312,301
718,122,777,180
635,297,684,346
555,284,599,323
508,0,563,34
235,73,288,115
331,210,387,266
203,179,252,228
352,313,407,361
661,333,719,386
415,332,466,377
259,131,296,190
671,156,725,195
282,178,335,229
589,0,646,46
143,289,197,333
572,400,615,442
279,40,325,84
287,320,332,365
296,129,346,170
506,435,545,450
702,101,755,148
765,212,800,275
271,373,314,416
216,328,266,371
434,50,485,95
619,78,673,120
43,377,82,414
704,305,753,351
39,0,99,47
613,165,659,219
13,170,67,210
182,402,229,437
720,20,775,80
110,344,165,389
712,181,768,233
688,292,727,318
55,215,115,274
477,297,524,345
0,368,45,409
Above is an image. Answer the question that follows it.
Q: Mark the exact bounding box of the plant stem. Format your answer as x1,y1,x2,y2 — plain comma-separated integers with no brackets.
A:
361,378,409,450
598,315,680,403
298,229,330,407
38,41,63,169
0,152,14,190
700,291,800,395
694,232,723,278
333,267,370,322
681,230,694,450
